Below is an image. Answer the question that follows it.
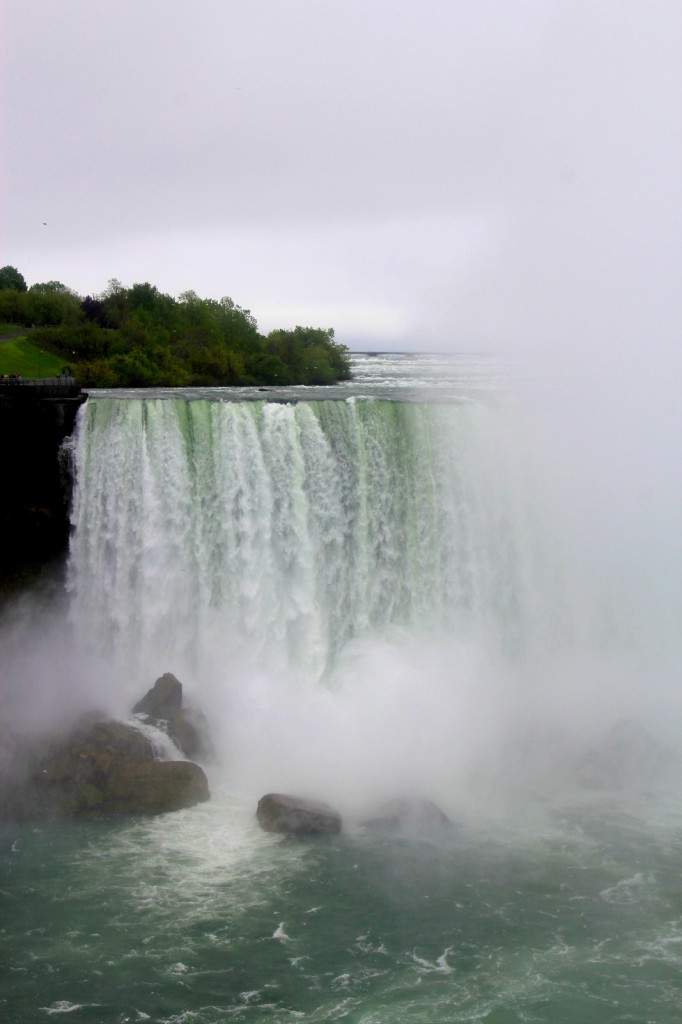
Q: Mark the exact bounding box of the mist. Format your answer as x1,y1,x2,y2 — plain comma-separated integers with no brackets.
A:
3,364,679,823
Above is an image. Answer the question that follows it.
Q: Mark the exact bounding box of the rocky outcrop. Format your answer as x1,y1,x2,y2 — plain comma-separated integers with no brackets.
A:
361,797,452,834
0,675,211,821
133,673,183,718
256,793,342,836
31,718,209,818
132,672,214,761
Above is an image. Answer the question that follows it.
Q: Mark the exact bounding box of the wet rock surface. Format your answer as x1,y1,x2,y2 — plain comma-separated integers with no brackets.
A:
133,672,214,761
256,793,342,836
0,674,211,821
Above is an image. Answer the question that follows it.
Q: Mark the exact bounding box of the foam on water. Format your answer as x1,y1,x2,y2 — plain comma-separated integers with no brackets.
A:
3,784,682,1023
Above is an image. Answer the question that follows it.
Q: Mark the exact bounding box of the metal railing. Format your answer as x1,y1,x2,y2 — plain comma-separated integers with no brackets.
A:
0,376,82,398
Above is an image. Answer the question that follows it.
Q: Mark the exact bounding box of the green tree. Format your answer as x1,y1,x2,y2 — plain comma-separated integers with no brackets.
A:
265,326,351,384
99,278,129,328
0,288,28,323
0,267,351,388
0,266,27,292
28,280,73,294
25,288,82,326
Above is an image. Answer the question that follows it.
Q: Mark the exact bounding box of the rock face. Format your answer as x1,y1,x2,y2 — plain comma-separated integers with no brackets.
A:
0,387,86,587
256,793,342,836
132,672,214,761
361,797,452,834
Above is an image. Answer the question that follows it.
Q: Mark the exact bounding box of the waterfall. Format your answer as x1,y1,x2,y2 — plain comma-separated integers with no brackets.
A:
67,394,636,698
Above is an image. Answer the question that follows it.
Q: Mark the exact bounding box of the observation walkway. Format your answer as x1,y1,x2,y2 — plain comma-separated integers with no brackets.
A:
0,376,82,399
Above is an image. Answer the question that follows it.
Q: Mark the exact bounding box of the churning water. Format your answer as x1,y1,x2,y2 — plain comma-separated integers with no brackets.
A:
1,353,681,1023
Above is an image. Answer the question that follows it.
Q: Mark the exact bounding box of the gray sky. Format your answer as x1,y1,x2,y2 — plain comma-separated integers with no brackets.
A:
2,0,680,350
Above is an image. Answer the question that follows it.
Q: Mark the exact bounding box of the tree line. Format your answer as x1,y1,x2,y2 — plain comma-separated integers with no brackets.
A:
0,265,351,387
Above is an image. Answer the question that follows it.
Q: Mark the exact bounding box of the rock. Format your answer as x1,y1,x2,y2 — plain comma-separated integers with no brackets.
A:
132,672,183,718
36,719,154,816
2,716,210,820
103,760,209,815
132,673,214,761
0,673,214,822
165,706,214,761
0,387,86,581
361,797,452,833
256,793,342,836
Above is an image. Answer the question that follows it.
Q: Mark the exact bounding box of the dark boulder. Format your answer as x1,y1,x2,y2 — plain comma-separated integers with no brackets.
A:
361,797,452,834
256,793,342,836
132,672,183,718
132,673,214,761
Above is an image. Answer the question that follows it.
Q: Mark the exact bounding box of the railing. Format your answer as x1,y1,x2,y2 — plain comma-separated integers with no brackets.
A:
0,376,82,398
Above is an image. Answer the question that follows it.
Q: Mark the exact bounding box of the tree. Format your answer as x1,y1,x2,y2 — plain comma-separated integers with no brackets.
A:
0,266,350,387
81,295,107,325
265,326,351,383
29,280,72,294
25,288,82,326
0,265,27,292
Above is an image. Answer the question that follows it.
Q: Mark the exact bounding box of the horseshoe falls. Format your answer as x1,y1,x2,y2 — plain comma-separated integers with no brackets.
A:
2,354,681,1024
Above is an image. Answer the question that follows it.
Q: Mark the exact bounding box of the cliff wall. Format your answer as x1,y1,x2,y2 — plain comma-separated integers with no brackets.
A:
0,385,86,587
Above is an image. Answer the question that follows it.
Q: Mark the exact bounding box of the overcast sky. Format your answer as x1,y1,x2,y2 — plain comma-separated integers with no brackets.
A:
2,0,680,351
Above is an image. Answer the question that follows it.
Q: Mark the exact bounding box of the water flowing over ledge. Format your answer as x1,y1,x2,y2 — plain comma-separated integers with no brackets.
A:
67,394,578,687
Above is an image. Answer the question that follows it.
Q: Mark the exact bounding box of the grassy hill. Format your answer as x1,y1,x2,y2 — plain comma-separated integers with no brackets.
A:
0,332,66,378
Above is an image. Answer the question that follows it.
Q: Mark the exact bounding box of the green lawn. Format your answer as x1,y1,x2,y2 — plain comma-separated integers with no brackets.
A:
0,335,66,378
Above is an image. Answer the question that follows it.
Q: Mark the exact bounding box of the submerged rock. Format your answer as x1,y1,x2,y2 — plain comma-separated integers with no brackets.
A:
361,797,452,834
256,793,342,836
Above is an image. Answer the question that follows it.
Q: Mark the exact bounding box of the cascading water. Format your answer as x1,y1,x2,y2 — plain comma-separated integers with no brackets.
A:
62,376,679,809
67,393,627,695
3,356,681,1024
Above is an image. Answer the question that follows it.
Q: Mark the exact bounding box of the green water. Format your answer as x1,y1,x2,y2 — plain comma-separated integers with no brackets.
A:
2,789,681,1023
